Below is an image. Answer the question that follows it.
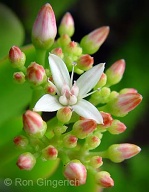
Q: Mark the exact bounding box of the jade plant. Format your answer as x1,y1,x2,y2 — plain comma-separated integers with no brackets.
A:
7,3,142,189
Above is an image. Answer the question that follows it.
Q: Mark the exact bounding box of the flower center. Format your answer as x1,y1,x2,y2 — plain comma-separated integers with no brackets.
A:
59,83,79,106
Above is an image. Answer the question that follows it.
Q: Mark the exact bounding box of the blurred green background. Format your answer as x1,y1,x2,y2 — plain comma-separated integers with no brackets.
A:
0,0,148,191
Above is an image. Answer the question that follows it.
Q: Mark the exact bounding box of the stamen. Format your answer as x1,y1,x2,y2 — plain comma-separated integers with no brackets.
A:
82,88,101,98
70,62,77,86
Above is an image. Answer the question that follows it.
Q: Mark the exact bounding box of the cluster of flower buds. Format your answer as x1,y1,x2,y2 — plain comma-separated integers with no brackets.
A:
11,3,142,189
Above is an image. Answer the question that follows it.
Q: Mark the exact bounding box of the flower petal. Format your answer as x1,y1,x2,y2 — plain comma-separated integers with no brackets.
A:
48,54,70,94
72,99,103,124
33,94,62,112
76,63,105,98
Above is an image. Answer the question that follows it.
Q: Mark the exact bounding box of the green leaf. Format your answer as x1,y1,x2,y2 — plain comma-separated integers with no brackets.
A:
0,3,25,58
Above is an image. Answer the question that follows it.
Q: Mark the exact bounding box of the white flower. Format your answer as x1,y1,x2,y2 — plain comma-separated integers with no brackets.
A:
33,54,105,124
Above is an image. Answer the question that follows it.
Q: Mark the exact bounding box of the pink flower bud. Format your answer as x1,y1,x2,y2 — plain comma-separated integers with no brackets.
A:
90,156,103,168
72,119,97,139
99,112,113,129
23,110,47,138
80,26,110,54
58,12,75,37
42,145,58,160
63,160,87,186
13,72,25,84
44,82,56,95
86,135,101,149
108,120,127,134
107,93,142,117
77,54,94,71
26,62,46,85
57,34,71,47
95,73,107,88
13,135,28,149
51,48,64,58
17,152,36,170
95,171,114,188
9,46,26,68
63,134,78,148
66,41,82,56
56,107,72,123
106,59,125,86
32,3,57,49
119,88,138,94
107,143,141,163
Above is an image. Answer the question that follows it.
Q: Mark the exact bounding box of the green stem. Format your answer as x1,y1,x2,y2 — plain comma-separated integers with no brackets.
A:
35,48,47,67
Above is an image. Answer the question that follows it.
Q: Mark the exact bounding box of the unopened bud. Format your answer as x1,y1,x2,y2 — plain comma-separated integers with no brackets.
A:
32,3,57,49
99,112,113,129
108,120,126,134
42,145,58,160
13,72,25,84
85,135,101,149
44,82,56,95
95,171,114,188
57,107,72,123
9,46,26,68
59,12,74,37
65,41,82,56
106,93,142,117
63,160,87,186
57,34,71,47
54,125,68,136
80,26,110,54
23,110,47,138
26,62,46,85
51,48,64,58
119,88,138,94
94,73,107,89
72,119,97,139
13,135,28,149
90,156,103,168
107,143,141,163
63,134,78,148
106,59,125,87
17,152,36,170
77,54,94,71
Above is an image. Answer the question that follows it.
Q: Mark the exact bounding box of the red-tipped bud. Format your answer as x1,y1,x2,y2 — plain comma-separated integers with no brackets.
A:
72,119,97,139
23,110,47,138
9,46,26,68
108,120,127,134
13,72,25,84
42,145,58,160
119,88,138,94
51,48,64,58
59,12,74,37
54,125,68,136
63,160,87,186
107,93,142,117
95,171,114,188
57,34,71,47
44,82,56,95
106,59,125,87
57,107,72,123
16,152,36,170
65,41,82,56
77,54,94,71
32,3,57,49
13,135,28,149
63,134,78,148
99,112,113,129
85,135,101,149
26,62,46,85
90,156,103,168
95,73,107,89
80,26,110,54
107,143,141,163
